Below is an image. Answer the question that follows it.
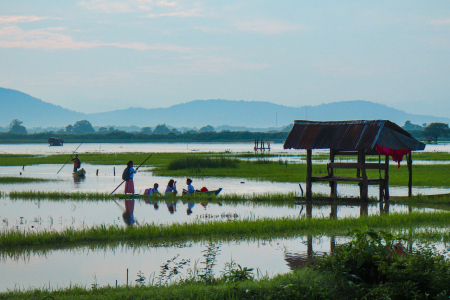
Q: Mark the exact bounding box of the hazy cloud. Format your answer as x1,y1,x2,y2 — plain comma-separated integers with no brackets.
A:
78,0,180,13
0,26,192,51
146,8,203,18
234,20,302,34
430,19,450,26
0,16,47,24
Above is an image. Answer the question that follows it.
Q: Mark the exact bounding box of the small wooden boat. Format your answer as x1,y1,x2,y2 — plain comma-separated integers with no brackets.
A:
194,188,222,196
72,168,86,177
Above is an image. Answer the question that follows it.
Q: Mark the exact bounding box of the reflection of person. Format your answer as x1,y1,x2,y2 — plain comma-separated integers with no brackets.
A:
183,178,195,195
124,161,137,194
187,202,195,215
122,199,136,226
165,179,177,194
166,200,177,214
71,154,81,172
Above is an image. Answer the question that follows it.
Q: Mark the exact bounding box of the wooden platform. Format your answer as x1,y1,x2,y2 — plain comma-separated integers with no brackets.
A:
311,175,385,185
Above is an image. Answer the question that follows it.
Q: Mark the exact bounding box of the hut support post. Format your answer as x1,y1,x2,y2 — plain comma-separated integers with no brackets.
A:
358,150,368,201
407,152,412,197
329,149,337,199
306,149,312,200
384,156,390,201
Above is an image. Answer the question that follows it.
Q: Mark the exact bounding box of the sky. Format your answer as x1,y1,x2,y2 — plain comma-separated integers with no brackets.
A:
1,1,450,117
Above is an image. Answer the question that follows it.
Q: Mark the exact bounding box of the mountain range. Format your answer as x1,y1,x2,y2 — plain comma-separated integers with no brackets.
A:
1,87,448,129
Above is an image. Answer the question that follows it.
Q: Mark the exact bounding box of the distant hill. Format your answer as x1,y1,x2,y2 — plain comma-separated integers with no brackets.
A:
0,87,84,127
1,87,449,128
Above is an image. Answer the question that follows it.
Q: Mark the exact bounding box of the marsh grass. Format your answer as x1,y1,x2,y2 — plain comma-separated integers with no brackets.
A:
3,211,450,248
8,190,110,200
0,177,57,184
168,156,239,170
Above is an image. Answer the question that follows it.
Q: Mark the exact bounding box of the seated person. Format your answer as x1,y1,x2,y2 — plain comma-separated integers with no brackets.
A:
183,178,195,195
165,179,177,195
145,183,160,195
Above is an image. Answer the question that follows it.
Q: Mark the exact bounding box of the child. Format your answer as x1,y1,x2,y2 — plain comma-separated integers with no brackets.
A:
183,178,195,195
165,179,177,194
145,183,160,195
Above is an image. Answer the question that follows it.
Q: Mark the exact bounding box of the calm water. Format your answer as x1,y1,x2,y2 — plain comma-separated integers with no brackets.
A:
0,142,448,155
1,197,438,233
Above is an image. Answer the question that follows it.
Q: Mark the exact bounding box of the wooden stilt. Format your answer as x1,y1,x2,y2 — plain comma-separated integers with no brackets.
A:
358,150,368,201
407,152,412,197
306,149,312,200
384,156,390,201
329,149,337,199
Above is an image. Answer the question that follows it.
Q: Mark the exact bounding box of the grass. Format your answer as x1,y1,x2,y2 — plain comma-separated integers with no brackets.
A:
3,211,450,248
0,177,57,184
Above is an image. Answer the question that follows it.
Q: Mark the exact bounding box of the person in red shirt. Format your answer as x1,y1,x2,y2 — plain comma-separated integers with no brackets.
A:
71,154,81,172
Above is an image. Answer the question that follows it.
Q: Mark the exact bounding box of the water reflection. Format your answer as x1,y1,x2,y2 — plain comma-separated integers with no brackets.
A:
0,197,441,233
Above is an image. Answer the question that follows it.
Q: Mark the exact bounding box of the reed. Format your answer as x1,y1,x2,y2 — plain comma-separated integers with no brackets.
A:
167,156,239,170
0,177,56,184
8,190,111,200
2,211,450,248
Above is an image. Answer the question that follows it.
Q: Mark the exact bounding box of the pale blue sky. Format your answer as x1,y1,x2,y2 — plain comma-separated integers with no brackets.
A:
1,1,449,117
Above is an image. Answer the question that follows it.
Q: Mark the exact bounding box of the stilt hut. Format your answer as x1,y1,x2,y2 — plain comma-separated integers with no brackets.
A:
283,120,425,201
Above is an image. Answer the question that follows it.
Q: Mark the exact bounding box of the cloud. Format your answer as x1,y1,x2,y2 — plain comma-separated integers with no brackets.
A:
430,19,450,26
0,25,192,51
146,8,203,18
0,16,47,24
78,0,180,13
234,20,302,35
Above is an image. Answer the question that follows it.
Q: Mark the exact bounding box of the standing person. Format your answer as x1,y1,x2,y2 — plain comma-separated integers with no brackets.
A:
124,161,137,194
71,154,81,172
183,178,195,195
165,179,177,194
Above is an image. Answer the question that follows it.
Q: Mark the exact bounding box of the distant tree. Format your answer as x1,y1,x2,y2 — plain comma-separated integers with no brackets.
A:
108,127,115,132
97,127,107,133
65,124,73,133
71,120,95,134
281,124,293,132
402,120,423,131
199,125,215,133
141,127,153,134
422,122,449,142
171,128,181,134
8,119,27,134
153,124,171,135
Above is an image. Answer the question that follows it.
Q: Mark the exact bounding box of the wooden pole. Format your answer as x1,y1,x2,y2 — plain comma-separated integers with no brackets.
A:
329,149,337,199
306,149,312,200
384,155,390,201
358,150,368,201
56,142,83,174
407,152,412,197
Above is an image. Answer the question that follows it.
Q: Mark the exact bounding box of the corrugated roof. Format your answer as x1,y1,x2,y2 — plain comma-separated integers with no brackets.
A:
283,120,425,151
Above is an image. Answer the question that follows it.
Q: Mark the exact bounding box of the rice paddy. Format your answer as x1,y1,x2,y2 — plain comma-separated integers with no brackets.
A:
2,147,450,298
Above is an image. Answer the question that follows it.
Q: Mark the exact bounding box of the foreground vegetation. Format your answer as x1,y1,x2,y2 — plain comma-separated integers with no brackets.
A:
2,228,450,300
3,211,450,248
0,177,56,184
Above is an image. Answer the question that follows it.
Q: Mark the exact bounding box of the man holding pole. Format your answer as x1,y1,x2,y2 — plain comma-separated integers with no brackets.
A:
71,154,81,172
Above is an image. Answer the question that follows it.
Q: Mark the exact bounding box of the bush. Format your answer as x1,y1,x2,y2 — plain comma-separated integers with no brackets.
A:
168,157,239,170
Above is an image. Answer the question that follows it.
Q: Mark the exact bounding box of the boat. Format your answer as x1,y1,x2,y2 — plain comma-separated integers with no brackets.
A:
72,168,86,177
48,137,64,146
114,188,223,199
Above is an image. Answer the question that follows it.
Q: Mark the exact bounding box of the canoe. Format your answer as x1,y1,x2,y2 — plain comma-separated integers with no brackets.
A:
114,188,223,199
72,168,86,177
194,188,222,196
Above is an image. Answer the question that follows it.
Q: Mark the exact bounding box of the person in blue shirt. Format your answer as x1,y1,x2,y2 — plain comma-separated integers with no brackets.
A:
124,161,137,194
183,178,195,195
165,179,177,194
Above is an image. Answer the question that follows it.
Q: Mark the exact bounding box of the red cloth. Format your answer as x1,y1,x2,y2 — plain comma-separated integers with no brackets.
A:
200,187,209,192
374,143,410,168
124,178,135,194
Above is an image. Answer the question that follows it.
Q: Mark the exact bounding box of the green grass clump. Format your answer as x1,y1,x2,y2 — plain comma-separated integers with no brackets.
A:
168,156,239,170
0,177,56,184
3,211,450,248
8,190,110,200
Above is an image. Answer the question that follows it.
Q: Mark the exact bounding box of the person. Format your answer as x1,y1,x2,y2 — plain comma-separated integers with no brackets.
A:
183,178,195,195
124,161,137,194
165,179,177,194
71,154,81,172
145,183,160,195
